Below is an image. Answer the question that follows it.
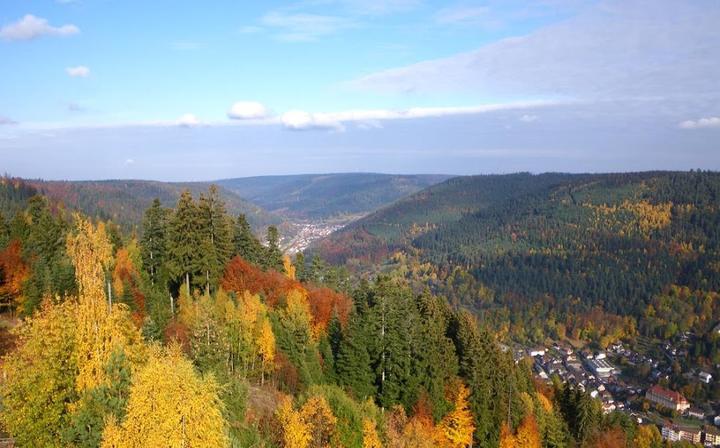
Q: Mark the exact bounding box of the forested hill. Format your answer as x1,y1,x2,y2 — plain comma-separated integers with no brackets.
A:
315,171,720,346
215,173,453,219
1,177,279,231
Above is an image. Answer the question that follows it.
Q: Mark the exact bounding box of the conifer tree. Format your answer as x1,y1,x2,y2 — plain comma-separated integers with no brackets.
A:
336,312,376,399
233,213,262,265
166,190,201,295
140,198,167,285
0,211,8,248
197,185,233,292
265,225,284,271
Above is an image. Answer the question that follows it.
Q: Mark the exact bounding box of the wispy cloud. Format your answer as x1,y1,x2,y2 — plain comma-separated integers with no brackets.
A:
0,116,18,125
520,114,538,122
260,11,357,41
679,117,720,130
66,66,90,77
350,0,720,103
281,100,560,130
0,14,79,41
435,6,491,25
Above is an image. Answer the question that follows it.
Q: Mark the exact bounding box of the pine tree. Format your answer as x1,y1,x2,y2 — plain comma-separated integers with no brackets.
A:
232,214,262,265
140,198,167,286
165,190,201,295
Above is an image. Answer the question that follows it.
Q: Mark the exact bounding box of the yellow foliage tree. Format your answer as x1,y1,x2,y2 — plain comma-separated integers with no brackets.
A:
362,418,383,448
633,424,662,448
67,215,144,392
300,395,339,448
437,382,475,448
283,254,296,280
281,287,314,345
277,396,312,448
0,300,79,447
100,344,228,448
258,317,276,384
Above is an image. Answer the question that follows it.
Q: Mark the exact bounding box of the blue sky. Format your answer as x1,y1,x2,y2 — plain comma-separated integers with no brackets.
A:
1,0,719,180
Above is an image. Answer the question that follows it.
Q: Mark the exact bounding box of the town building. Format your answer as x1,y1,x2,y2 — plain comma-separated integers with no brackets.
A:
586,358,614,378
704,426,720,445
646,385,690,412
661,423,701,443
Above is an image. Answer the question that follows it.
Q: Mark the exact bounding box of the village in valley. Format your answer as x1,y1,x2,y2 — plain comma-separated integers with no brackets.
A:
521,329,720,446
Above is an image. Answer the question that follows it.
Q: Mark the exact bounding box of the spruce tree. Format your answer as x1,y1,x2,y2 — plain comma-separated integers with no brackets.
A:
232,214,262,265
165,190,201,295
264,225,284,271
196,186,233,292
0,212,9,248
140,199,167,285
336,312,376,400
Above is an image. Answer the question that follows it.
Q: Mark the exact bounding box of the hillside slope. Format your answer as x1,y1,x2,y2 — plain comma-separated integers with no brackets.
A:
216,173,453,219
25,179,280,231
315,171,720,341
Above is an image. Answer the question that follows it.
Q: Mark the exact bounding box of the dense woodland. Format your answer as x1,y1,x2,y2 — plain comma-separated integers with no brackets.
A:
0,180,685,447
317,172,720,360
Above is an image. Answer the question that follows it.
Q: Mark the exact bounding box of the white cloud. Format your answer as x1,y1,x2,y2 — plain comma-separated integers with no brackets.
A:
0,14,79,41
227,101,269,120
0,116,18,125
281,100,558,130
177,114,201,127
520,114,538,122
66,66,90,77
124,158,135,165
679,117,720,130
260,11,357,41
281,110,344,131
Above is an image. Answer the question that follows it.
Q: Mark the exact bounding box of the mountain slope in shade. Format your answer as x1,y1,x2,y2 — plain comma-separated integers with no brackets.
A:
215,173,453,219
27,179,280,231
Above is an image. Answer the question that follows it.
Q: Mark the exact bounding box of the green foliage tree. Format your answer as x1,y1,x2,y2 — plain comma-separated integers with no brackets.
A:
233,214,263,265
165,190,201,295
264,225,284,271
140,198,167,286
196,185,233,292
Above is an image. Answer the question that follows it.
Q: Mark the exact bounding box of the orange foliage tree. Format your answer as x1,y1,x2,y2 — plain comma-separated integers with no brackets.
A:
0,240,29,312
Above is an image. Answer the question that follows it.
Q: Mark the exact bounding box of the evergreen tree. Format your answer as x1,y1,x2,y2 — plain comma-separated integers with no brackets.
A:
196,186,233,292
232,214,262,265
295,252,307,282
165,190,201,295
264,225,284,271
416,292,459,419
63,349,132,448
140,199,167,286
22,195,74,314
0,212,9,248
336,312,376,400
